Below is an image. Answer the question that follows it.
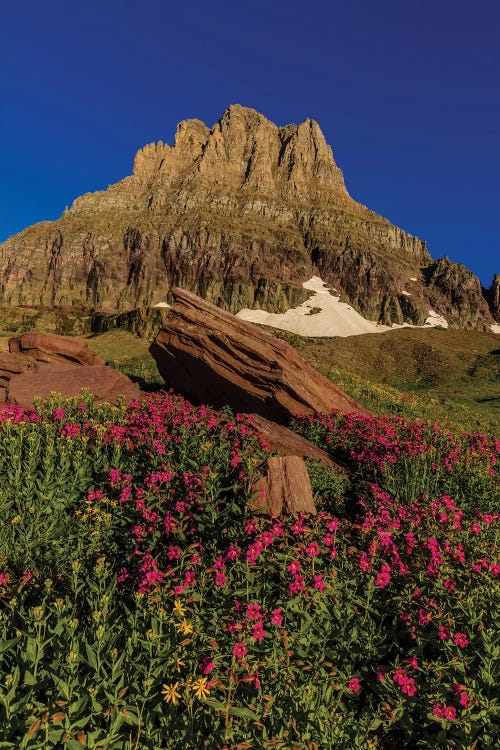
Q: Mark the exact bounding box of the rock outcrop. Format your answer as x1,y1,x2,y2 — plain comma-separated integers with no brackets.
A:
485,275,500,322
9,331,104,366
252,456,317,516
0,331,140,408
7,363,141,409
0,351,36,388
0,105,495,328
422,259,493,329
150,288,370,422
246,413,339,467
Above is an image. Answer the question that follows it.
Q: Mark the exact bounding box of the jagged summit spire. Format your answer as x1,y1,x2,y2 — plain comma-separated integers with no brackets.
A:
132,104,348,202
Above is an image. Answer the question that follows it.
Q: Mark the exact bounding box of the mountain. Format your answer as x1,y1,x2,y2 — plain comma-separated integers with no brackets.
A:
0,105,497,328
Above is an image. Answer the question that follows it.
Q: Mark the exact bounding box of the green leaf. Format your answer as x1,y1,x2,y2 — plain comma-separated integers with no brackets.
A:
229,706,260,720
0,637,20,656
85,644,98,670
65,740,87,750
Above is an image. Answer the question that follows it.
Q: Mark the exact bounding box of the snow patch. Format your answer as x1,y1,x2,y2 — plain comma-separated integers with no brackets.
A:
491,324,500,334
410,277,418,281
401,290,412,296
237,276,392,337
236,276,452,338
424,309,448,328
153,301,171,308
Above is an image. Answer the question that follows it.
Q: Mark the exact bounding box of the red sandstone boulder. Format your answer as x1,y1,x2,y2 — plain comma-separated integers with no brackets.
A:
150,288,370,423
253,456,317,516
247,413,341,468
9,331,103,366
0,350,37,388
7,363,141,408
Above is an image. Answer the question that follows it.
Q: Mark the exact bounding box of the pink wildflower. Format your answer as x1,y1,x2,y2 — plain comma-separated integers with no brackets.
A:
305,542,320,558
271,608,283,627
233,642,247,660
348,677,360,693
199,657,215,675
252,622,265,642
407,655,419,670
314,574,326,592
116,567,129,584
375,564,391,589
418,609,431,626
214,571,226,587
433,703,444,719
438,625,450,641
443,705,457,720
459,692,470,708
453,632,469,648
245,603,261,622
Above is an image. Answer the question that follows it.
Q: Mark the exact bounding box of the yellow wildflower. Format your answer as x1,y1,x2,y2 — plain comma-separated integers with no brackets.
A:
173,599,186,617
191,677,210,700
175,619,193,635
162,682,181,705
170,657,185,673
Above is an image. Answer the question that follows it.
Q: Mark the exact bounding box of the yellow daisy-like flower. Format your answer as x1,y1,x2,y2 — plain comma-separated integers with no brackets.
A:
162,682,182,705
173,599,186,617
175,619,193,635
170,657,186,673
191,676,210,700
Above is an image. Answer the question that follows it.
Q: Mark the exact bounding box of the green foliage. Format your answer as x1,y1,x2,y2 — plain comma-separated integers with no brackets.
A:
0,393,498,749
305,458,350,515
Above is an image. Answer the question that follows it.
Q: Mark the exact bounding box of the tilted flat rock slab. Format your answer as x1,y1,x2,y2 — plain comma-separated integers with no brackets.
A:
247,413,342,468
7,363,141,408
9,331,103,366
150,288,371,423
252,456,317,516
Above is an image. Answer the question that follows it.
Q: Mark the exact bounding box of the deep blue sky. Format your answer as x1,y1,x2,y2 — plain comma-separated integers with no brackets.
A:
1,0,498,286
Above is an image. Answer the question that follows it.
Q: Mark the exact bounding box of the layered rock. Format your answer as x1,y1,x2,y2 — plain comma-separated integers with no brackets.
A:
246,413,339,467
0,351,36,388
150,288,370,422
9,331,104,366
252,456,317,516
0,105,495,328
0,331,140,408
7,363,141,409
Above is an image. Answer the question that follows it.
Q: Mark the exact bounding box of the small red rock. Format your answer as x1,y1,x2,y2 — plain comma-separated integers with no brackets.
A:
253,456,316,516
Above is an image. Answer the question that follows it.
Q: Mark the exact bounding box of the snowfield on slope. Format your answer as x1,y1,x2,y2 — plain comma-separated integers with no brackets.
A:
236,276,449,337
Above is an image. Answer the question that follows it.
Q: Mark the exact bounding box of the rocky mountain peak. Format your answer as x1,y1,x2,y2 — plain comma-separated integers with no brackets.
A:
132,105,348,204
0,105,496,330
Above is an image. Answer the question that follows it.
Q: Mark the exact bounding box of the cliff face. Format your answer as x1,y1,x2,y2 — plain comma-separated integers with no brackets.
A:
485,275,500,322
0,105,495,328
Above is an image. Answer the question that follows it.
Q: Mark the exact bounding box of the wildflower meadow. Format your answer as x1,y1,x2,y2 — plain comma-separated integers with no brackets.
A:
0,390,498,749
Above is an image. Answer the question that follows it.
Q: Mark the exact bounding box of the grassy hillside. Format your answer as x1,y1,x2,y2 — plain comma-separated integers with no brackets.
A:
275,328,499,434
